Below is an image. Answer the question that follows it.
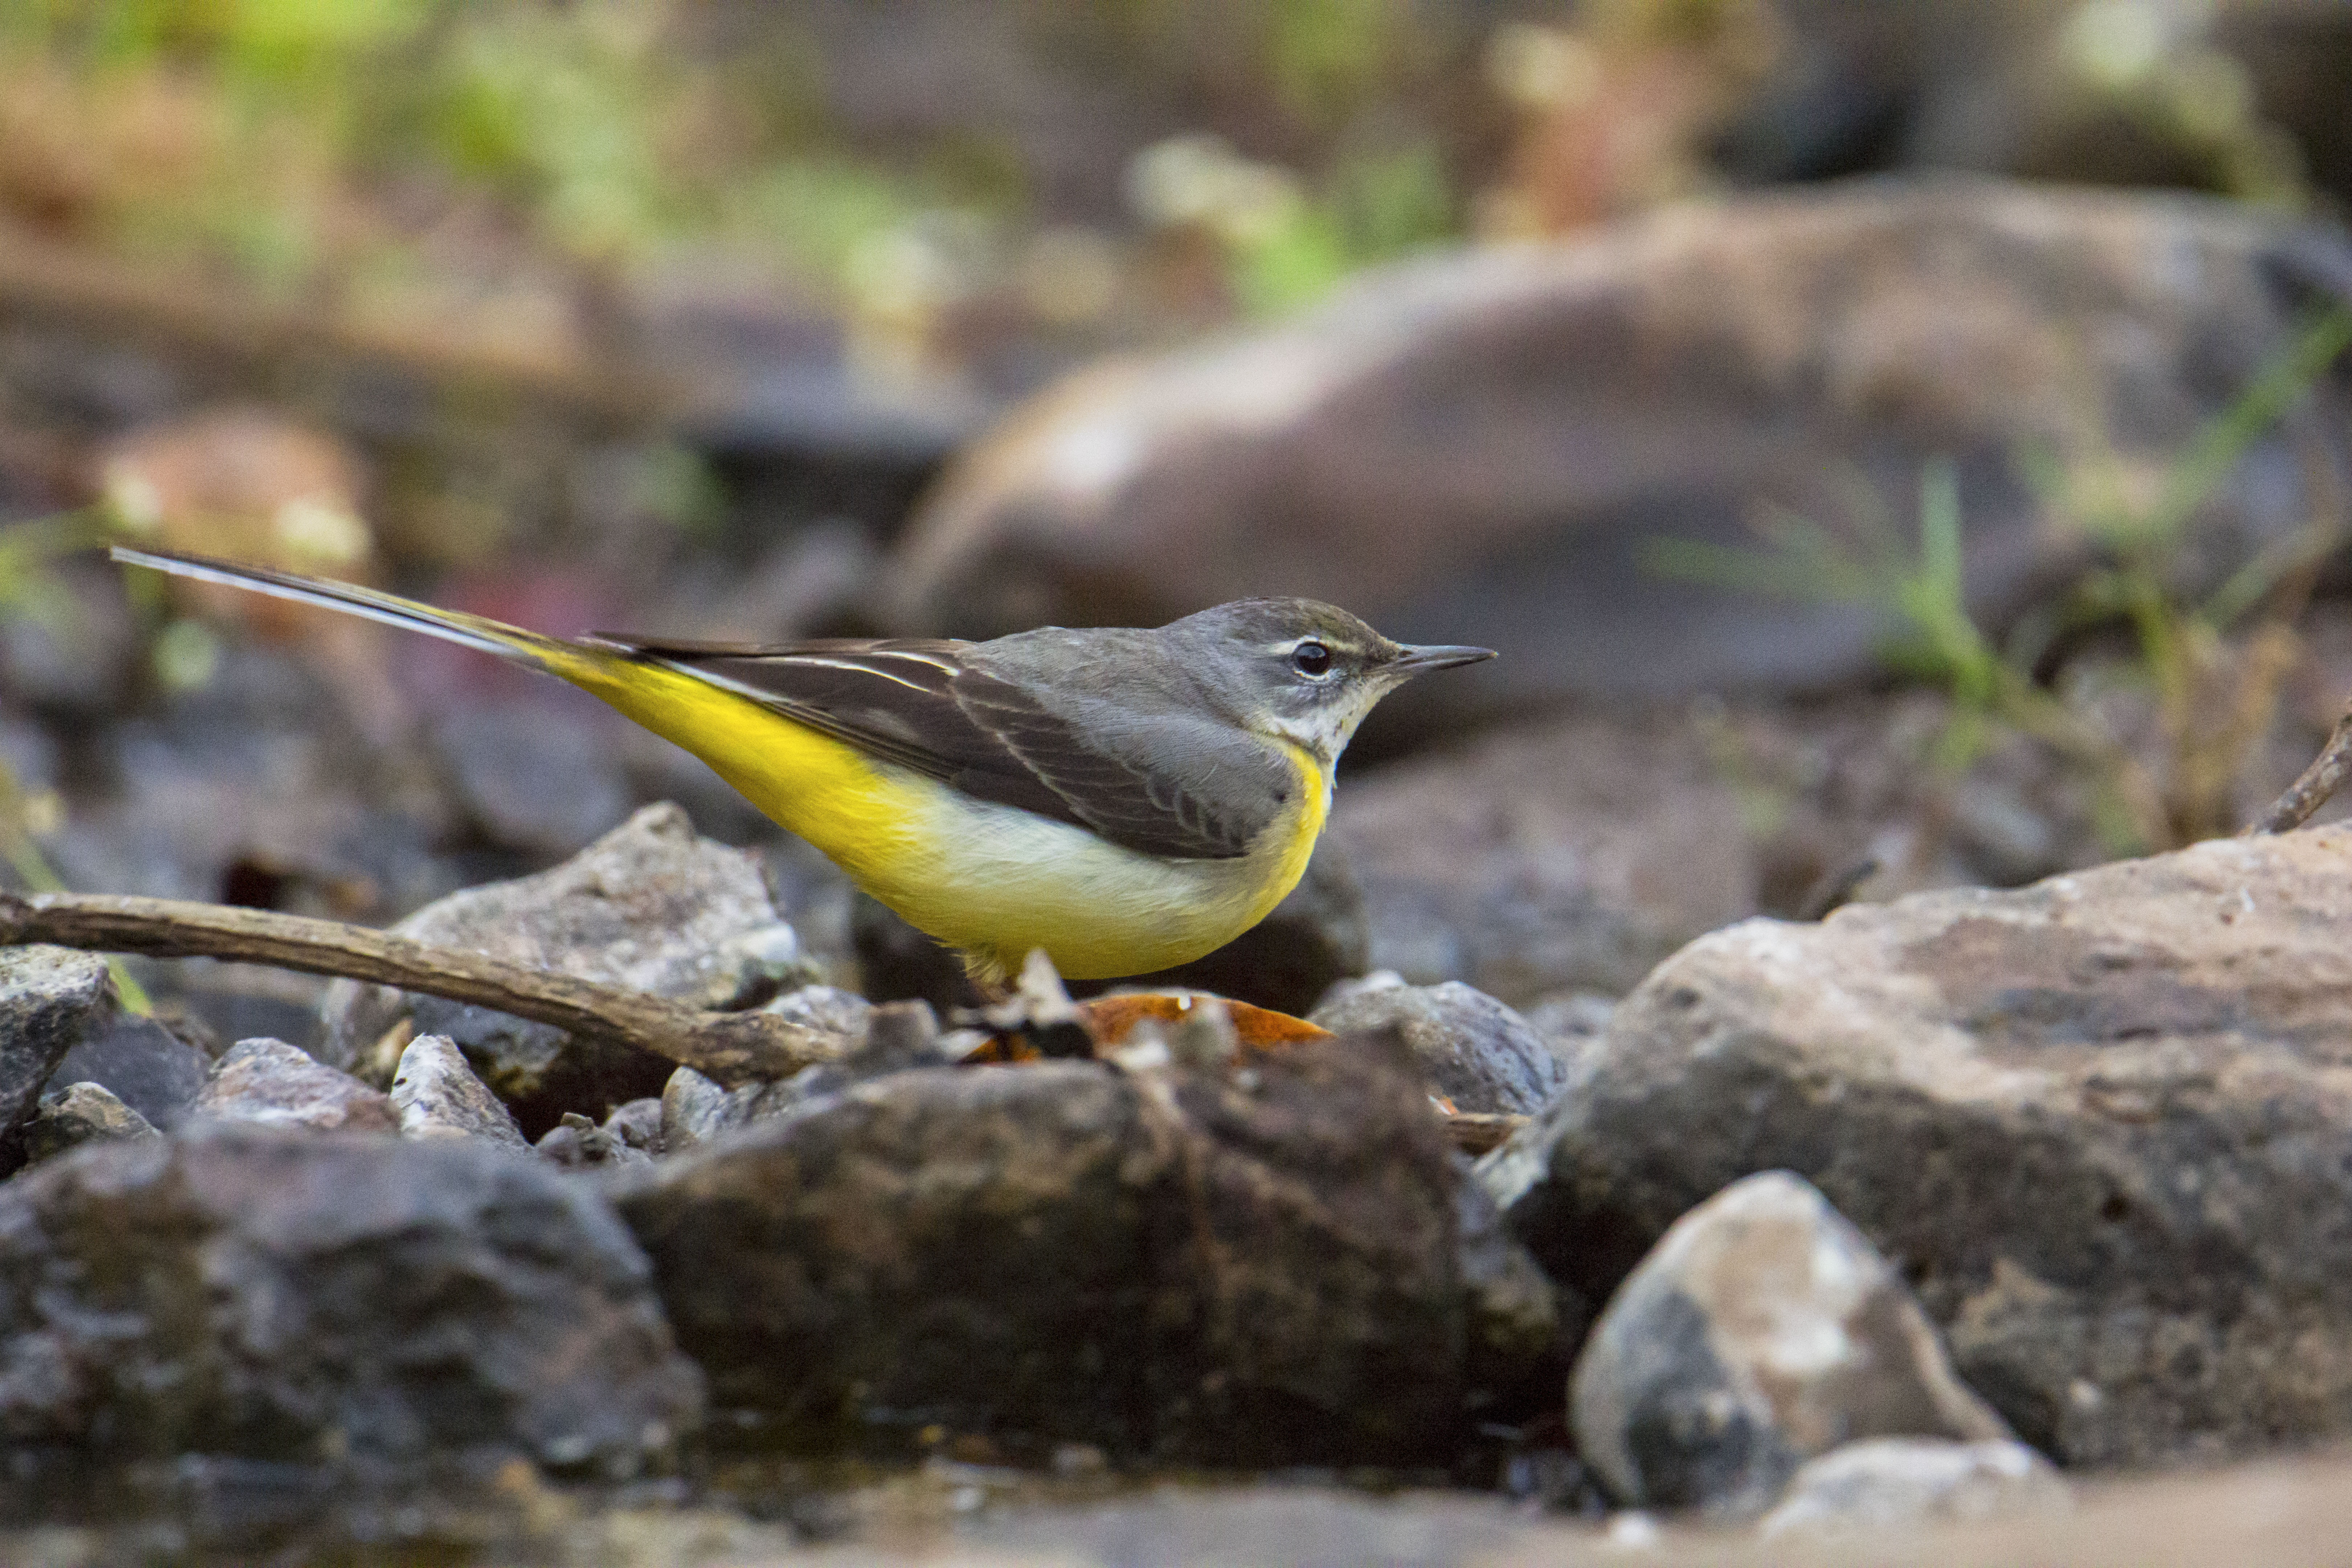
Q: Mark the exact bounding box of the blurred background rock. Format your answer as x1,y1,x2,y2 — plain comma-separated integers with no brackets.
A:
0,0,2346,1036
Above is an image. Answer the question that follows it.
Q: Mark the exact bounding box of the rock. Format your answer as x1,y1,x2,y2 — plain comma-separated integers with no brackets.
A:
192,1039,399,1135
1310,977,1570,1114
657,987,886,1154
537,1111,650,1169
1327,715,1757,1002
45,1012,212,1129
620,1062,1172,1453
1160,1032,1499,1461
0,947,114,1174
764,982,876,1040
100,408,369,586
1112,847,1370,1016
49,642,448,923
614,1031,1526,1462
1457,1167,1575,1421
23,1082,158,1163
888,183,2352,733
1569,1172,2009,1514
389,1034,525,1146
1759,1437,2070,1537
0,1125,702,1477
602,1097,663,1155
429,698,633,858
1491,823,2352,1467
1519,989,1615,1049
319,803,808,1134
658,1065,742,1155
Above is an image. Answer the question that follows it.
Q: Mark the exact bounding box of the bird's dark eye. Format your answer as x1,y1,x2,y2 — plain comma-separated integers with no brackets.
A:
1291,641,1332,677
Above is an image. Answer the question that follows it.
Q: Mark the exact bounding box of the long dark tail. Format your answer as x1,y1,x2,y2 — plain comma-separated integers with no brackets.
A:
110,545,581,674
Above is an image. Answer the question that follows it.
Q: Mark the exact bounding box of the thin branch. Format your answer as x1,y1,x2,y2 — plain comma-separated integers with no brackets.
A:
2243,706,2352,836
0,891,842,1087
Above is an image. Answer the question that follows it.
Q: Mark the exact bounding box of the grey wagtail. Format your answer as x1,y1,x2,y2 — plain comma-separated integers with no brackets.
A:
111,545,1493,984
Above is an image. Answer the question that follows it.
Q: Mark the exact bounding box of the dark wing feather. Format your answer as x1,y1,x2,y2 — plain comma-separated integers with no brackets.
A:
602,636,1260,860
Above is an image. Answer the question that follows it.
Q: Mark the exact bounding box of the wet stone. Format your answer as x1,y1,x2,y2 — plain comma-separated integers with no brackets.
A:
192,1039,399,1136
23,1082,158,1164
1568,1171,2010,1515
389,1034,525,1146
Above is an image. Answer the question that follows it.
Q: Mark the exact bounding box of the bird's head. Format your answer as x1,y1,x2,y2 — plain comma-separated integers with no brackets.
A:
1169,597,1494,769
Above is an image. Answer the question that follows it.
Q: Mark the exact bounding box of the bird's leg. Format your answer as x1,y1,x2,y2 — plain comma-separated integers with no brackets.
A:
957,948,1093,1059
960,951,1012,1006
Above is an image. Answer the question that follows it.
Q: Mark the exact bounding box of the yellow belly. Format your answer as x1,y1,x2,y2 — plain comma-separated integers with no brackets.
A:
563,654,1326,980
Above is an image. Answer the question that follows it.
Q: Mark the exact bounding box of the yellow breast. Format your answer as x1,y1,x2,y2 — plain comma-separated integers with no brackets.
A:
562,654,1328,981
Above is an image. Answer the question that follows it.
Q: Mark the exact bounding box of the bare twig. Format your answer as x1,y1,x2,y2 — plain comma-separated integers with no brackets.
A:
2243,706,2352,836
0,890,842,1087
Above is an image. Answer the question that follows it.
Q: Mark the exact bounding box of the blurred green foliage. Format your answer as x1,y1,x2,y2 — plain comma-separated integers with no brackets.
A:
0,0,961,296
1646,307,2352,853
1231,141,1456,315
0,0,1484,332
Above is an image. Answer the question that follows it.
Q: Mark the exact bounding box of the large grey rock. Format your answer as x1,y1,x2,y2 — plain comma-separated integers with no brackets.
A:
192,1039,398,1135
320,803,814,1134
887,182,2352,736
0,948,114,1173
1311,977,1570,1114
1758,1437,2069,1538
1492,823,2352,1467
0,1125,703,1476
44,1012,211,1130
23,1082,158,1164
389,1034,525,1146
1570,1172,2009,1514
614,1032,1540,1462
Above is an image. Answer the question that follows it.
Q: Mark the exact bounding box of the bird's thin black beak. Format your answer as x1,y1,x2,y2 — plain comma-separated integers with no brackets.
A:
1389,642,1497,676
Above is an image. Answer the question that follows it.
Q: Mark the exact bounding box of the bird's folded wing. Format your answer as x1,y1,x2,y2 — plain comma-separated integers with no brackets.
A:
604,637,1262,860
